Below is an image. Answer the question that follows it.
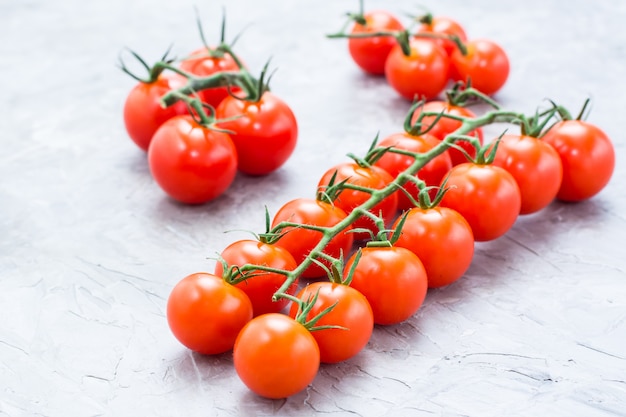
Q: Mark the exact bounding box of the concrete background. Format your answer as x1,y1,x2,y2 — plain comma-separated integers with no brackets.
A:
1,0,625,416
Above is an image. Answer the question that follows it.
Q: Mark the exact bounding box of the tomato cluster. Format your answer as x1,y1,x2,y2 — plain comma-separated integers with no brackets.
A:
122,36,298,204
154,3,616,402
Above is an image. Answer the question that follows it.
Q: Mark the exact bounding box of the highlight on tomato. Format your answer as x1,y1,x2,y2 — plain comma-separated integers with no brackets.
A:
289,281,373,363
214,239,299,316
233,313,320,399
344,246,428,325
449,38,510,96
148,114,238,204
166,272,253,355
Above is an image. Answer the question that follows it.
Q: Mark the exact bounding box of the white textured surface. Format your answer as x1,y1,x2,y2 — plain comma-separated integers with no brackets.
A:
1,1,625,416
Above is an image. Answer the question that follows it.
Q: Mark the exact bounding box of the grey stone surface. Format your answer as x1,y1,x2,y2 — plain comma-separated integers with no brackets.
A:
1,0,625,416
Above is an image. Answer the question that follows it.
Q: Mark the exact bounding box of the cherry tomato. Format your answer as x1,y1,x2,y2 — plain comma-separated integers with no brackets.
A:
148,115,238,204
123,72,188,152
373,132,452,210
348,11,404,75
179,47,242,108
385,38,450,101
215,92,298,176
318,162,398,240
541,120,615,202
411,100,484,166
417,15,467,56
271,198,354,278
439,163,521,242
166,272,253,355
491,134,563,214
450,38,510,96
393,207,474,288
288,282,373,363
214,239,299,316
233,313,320,399
344,246,428,325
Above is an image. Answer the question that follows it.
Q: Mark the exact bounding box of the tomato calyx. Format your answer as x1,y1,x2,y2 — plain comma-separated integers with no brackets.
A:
284,290,347,333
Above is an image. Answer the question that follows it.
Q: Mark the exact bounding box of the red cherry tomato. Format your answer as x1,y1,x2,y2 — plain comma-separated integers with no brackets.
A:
348,11,404,75
344,246,428,325
271,198,354,278
166,272,253,355
318,162,398,240
450,38,510,96
491,134,563,214
214,239,299,316
393,207,474,288
289,281,373,363
541,120,615,202
215,92,298,176
439,163,521,242
411,100,484,166
123,72,188,152
179,47,242,108
417,15,467,56
233,313,320,399
373,132,452,210
384,38,450,101
148,115,238,204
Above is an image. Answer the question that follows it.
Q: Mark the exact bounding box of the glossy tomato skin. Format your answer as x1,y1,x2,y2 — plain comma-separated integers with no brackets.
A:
123,72,188,152
288,282,373,363
541,120,615,202
417,16,467,56
215,92,298,176
166,272,253,355
233,313,320,399
450,39,510,96
491,134,563,214
411,101,484,166
344,246,428,325
318,162,398,240
179,47,242,108
393,207,474,288
214,240,299,316
148,115,238,204
384,38,450,101
348,11,404,75
271,198,354,278
373,132,452,210
439,163,521,242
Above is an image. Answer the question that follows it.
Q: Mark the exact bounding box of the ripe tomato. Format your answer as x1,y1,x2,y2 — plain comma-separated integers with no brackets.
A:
233,313,320,399
417,15,467,56
344,246,428,325
288,282,373,363
541,120,615,202
348,10,404,75
385,38,450,101
166,272,253,355
123,72,188,152
214,239,299,316
179,47,242,108
215,92,298,176
392,207,474,288
450,38,510,96
317,162,398,240
491,134,563,214
439,163,521,242
271,198,354,278
411,100,484,166
148,115,238,204
373,132,452,210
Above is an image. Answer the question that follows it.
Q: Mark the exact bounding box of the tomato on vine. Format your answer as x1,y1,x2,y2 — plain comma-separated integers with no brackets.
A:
233,313,320,399
416,14,467,56
449,38,510,96
148,114,238,204
166,272,253,355
288,281,373,363
214,239,299,316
